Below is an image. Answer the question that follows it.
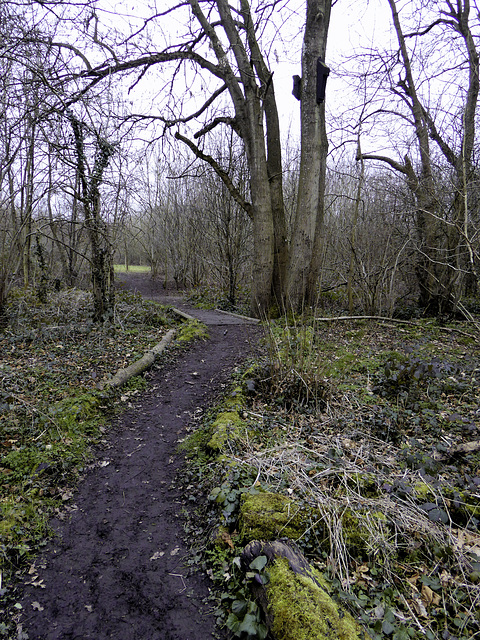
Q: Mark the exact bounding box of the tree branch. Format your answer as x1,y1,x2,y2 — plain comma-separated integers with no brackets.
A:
194,116,241,139
175,131,253,219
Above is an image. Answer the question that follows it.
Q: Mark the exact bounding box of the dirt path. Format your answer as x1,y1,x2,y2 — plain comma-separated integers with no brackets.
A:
16,275,261,640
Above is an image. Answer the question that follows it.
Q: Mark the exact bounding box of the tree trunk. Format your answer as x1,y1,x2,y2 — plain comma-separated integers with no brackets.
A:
243,101,275,317
286,0,331,312
69,113,115,322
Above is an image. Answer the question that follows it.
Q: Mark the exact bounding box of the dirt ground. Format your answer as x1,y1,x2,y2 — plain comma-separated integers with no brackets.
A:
14,273,261,640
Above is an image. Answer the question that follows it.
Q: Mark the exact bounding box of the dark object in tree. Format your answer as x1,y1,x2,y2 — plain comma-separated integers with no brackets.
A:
316,58,330,103
292,59,330,104
292,75,301,100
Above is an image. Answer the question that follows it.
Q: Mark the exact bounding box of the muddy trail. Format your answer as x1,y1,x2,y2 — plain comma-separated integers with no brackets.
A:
15,274,261,640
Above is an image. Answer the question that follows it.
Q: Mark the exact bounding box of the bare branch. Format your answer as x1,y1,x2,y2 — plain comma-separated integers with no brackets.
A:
175,131,253,219
194,116,241,139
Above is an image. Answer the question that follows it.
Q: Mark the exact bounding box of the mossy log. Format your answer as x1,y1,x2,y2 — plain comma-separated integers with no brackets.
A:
102,328,176,389
241,540,371,640
240,491,318,542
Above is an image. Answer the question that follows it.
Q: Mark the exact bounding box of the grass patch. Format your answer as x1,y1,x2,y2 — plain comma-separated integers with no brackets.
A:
113,264,151,273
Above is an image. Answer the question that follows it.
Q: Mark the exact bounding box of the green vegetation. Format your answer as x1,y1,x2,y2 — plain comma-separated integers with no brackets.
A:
179,315,480,640
267,558,369,640
113,264,151,273
208,411,246,451
176,319,209,343
0,287,177,586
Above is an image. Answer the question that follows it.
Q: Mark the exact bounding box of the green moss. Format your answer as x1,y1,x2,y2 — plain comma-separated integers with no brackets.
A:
0,494,53,572
208,411,246,451
222,386,246,410
240,492,318,542
414,480,434,500
267,558,371,640
346,473,379,498
341,509,373,555
176,319,209,342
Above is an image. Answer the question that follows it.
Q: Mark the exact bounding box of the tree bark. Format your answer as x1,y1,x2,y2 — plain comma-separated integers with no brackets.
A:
69,113,115,322
286,0,331,312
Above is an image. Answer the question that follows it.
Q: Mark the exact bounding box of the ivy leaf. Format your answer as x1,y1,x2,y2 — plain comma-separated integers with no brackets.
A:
237,613,261,636
382,619,396,635
249,555,268,572
231,599,247,616
225,612,240,633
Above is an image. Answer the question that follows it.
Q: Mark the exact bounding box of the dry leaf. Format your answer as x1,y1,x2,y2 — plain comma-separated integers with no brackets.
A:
31,579,45,588
150,551,165,561
406,574,420,589
219,529,235,550
411,593,428,618
439,569,452,588
31,601,44,611
421,584,440,607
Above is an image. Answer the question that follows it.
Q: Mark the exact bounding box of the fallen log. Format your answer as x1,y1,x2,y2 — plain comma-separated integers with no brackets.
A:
101,328,176,389
241,539,371,640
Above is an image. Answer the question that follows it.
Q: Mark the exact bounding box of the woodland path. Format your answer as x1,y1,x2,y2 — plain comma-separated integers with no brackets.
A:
16,273,261,640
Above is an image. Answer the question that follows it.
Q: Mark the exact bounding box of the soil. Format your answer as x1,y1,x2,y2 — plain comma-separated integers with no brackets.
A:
14,273,262,640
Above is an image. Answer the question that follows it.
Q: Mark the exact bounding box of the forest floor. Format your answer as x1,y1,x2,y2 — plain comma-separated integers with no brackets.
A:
1,274,480,640
1,273,261,640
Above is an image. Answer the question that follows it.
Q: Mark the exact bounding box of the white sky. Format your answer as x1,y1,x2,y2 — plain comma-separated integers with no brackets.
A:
96,0,394,147
271,0,394,147
90,0,475,165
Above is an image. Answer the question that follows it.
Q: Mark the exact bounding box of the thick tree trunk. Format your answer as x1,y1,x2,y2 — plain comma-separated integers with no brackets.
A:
244,101,275,318
286,0,331,312
305,113,328,307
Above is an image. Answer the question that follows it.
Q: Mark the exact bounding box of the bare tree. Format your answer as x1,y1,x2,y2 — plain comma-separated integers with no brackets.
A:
355,0,479,315
40,0,331,315
67,111,116,321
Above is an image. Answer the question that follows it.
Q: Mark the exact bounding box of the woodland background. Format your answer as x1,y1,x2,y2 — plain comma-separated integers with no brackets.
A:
0,0,479,320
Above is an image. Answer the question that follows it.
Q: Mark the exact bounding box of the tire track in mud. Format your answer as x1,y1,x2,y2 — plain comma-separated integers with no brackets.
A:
17,292,260,640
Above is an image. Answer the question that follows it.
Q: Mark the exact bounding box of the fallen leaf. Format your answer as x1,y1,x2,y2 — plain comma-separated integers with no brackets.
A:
411,593,428,618
31,602,44,611
150,551,165,560
421,584,440,607
219,529,235,550
170,547,180,556
30,579,45,588
406,574,420,589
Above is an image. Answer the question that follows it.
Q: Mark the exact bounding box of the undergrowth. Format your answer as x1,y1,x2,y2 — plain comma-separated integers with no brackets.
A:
0,286,178,601
178,315,480,640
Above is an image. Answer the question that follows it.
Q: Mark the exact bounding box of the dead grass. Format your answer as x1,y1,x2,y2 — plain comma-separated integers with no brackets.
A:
223,316,480,639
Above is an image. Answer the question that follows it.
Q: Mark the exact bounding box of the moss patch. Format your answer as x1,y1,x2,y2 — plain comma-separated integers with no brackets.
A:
222,386,246,410
208,411,247,451
176,319,209,342
267,558,371,640
240,492,317,542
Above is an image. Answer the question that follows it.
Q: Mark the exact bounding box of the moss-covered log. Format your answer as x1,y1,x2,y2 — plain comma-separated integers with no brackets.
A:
241,540,371,640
